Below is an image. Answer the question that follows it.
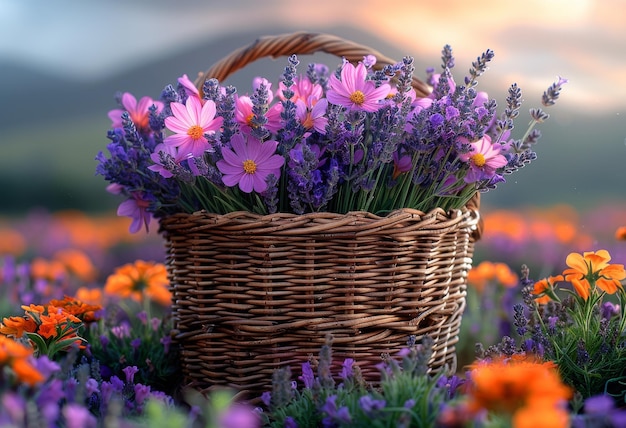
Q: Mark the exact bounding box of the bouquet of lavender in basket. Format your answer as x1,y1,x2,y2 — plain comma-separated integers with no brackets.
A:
96,43,566,233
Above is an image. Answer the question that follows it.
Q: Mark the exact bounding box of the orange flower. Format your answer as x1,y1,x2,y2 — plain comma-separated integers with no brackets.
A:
512,403,570,428
104,260,171,306
494,263,518,288
48,296,102,323
563,250,626,298
467,357,571,427
37,308,81,340
0,336,44,386
616,226,626,241
0,228,26,256
30,257,67,282
75,287,104,307
0,316,37,338
468,261,518,293
53,249,97,282
11,358,45,386
0,335,33,361
532,275,564,304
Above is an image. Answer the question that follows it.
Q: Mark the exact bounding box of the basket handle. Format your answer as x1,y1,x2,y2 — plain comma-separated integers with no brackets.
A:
194,31,432,97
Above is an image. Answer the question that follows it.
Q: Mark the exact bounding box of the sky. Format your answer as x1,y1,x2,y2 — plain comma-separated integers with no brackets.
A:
1,0,624,114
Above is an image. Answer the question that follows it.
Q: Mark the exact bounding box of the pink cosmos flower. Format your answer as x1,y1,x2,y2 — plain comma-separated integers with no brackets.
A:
108,93,163,130
216,133,285,193
164,96,223,161
117,193,152,233
177,74,200,99
459,135,508,183
277,76,324,103
326,61,391,112
295,98,328,134
234,95,283,134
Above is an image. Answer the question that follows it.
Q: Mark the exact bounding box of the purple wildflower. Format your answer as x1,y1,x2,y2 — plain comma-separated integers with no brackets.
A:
359,395,386,416
261,391,272,407
123,366,140,384
339,358,354,380
217,133,284,193
63,404,97,428
284,416,298,428
117,193,152,233
218,404,262,428
134,384,152,405
85,378,100,396
299,362,315,389
322,395,352,426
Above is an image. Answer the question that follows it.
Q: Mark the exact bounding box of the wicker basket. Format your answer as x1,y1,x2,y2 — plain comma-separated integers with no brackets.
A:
160,32,483,395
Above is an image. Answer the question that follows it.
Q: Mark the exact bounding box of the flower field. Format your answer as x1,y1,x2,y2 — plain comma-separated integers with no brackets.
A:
1,202,625,427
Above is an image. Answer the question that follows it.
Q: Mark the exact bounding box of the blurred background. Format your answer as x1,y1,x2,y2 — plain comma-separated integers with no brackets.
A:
1,0,624,217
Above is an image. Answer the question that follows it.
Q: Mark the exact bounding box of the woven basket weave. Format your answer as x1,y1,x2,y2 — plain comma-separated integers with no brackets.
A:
161,32,482,395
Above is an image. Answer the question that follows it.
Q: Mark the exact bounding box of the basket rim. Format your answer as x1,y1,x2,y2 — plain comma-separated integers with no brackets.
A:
158,206,480,237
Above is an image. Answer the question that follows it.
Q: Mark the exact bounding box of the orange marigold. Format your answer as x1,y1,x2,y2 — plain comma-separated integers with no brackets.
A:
37,309,81,340
0,316,37,338
467,357,571,428
104,260,171,306
48,296,102,323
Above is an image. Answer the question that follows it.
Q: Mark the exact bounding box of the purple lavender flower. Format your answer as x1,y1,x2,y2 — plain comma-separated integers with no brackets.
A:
122,366,140,384
299,362,315,389
85,378,100,396
218,404,261,428
134,384,151,405
584,394,614,414
358,395,386,416
601,302,620,320
2,393,25,424
284,416,298,428
110,375,125,392
261,391,272,407
63,404,97,428
160,335,172,354
322,395,352,426
32,355,61,379
339,358,354,380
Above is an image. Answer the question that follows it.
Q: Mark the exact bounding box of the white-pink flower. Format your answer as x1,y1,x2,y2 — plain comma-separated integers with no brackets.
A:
108,92,163,130
326,61,390,112
164,96,223,161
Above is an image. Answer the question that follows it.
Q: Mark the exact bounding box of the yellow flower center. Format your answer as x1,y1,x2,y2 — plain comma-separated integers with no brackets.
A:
349,90,365,105
243,159,257,174
187,125,203,140
246,113,257,128
471,153,486,167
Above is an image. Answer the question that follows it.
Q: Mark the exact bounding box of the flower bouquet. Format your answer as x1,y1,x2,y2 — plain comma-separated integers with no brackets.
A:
96,32,565,394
